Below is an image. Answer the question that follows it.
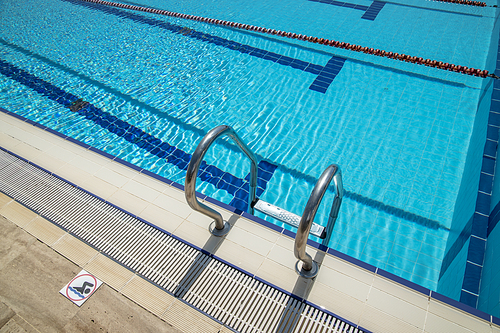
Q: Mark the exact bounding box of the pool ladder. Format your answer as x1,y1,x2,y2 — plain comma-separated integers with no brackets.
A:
185,125,343,278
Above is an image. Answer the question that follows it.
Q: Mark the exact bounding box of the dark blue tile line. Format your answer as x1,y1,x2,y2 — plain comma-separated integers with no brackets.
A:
309,57,346,93
0,42,447,237
229,162,278,211
309,0,368,11
64,0,344,94
0,35,451,234
310,0,482,18
308,0,385,20
0,58,278,210
361,1,386,21
458,40,500,308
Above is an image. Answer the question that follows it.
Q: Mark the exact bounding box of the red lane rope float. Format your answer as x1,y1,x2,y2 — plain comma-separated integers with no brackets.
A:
432,0,487,6
79,0,497,79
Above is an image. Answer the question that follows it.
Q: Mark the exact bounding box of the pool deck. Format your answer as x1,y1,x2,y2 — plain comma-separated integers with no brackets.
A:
0,110,499,333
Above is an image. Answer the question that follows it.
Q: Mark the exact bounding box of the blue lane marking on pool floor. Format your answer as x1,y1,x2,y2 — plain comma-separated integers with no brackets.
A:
361,1,386,21
0,58,277,210
0,37,447,231
65,0,345,94
309,57,346,93
308,0,386,21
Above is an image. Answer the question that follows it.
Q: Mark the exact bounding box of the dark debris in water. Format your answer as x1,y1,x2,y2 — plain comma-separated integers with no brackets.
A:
68,98,89,112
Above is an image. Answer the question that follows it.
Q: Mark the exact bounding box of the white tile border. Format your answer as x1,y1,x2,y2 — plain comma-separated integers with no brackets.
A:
1,109,499,333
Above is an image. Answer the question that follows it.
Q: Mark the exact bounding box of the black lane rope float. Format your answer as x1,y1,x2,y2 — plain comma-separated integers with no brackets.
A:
432,0,486,6
79,0,498,79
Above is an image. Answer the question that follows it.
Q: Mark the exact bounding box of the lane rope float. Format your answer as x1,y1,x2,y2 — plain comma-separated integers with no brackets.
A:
432,0,486,6
78,0,497,79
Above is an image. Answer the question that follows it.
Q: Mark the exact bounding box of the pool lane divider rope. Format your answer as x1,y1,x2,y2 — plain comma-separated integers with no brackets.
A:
78,0,497,79
432,0,486,6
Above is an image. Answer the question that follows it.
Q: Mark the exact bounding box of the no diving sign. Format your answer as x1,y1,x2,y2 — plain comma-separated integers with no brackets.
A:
60,270,102,306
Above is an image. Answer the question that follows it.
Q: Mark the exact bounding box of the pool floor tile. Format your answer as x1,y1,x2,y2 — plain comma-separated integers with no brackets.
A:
171,219,220,252
308,283,365,327
266,242,297,269
73,175,118,200
372,275,429,309
95,166,132,188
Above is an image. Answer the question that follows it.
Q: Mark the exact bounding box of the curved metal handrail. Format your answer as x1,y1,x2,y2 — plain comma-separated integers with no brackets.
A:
294,164,343,278
185,125,258,236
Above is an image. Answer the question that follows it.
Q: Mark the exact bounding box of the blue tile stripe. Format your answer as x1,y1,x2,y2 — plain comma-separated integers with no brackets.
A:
309,0,369,11
229,163,278,210
458,39,500,308
0,42,448,235
65,0,345,93
309,0,385,21
309,57,346,93
0,58,277,210
361,1,386,21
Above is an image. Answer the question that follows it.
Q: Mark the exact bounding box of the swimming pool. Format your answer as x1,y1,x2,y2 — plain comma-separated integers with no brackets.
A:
0,0,496,294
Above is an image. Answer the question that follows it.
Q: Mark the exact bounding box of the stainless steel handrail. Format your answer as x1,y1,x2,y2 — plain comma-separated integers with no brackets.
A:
185,125,258,236
294,164,343,278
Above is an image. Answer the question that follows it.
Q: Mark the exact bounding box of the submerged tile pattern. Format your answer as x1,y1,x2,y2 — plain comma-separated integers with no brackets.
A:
0,59,277,212
308,0,386,21
66,0,346,93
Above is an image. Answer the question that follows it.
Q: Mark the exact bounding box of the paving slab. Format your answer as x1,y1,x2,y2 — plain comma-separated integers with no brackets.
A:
0,215,182,333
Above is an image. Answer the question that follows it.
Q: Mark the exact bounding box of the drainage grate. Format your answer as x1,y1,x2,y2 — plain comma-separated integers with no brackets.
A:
0,148,362,333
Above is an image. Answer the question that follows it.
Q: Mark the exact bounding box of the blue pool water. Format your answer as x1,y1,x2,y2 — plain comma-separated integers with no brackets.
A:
0,0,497,291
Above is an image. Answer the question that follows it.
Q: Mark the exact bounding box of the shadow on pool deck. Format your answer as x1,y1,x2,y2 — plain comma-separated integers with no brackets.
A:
0,215,182,333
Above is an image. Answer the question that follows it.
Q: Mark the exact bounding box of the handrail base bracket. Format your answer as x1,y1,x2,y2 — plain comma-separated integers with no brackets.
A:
295,260,319,279
209,221,231,237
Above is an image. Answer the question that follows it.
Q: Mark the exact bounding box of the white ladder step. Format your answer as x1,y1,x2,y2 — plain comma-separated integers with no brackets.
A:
252,199,326,239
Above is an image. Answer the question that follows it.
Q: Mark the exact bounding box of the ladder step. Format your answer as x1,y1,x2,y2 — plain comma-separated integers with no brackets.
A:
252,199,326,239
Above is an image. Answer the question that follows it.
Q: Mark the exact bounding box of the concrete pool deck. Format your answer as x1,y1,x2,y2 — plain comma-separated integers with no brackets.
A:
1,110,499,332
0,214,184,333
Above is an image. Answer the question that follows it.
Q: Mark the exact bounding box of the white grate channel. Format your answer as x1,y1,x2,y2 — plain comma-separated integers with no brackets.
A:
0,149,362,333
